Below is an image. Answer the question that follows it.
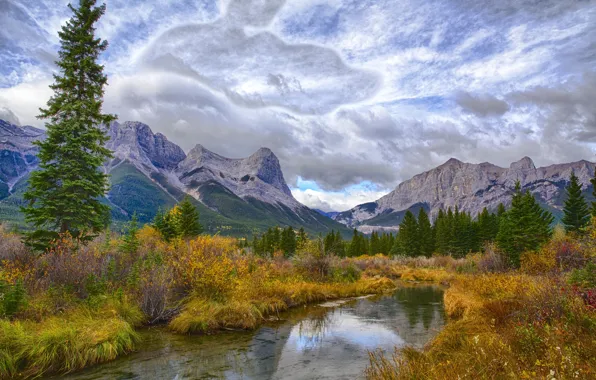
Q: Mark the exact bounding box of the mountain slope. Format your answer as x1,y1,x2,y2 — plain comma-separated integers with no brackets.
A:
335,157,596,230
0,119,350,236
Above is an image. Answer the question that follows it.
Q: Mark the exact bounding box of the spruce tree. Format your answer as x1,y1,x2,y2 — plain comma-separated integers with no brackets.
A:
120,213,140,254
418,208,434,257
176,196,203,239
394,210,419,257
497,182,554,267
562,171,589,233
22,0,115,250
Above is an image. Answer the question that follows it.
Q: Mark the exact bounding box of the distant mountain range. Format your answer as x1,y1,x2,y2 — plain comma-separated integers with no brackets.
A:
2,118,594,235
0,119,349,236
333,156,596,231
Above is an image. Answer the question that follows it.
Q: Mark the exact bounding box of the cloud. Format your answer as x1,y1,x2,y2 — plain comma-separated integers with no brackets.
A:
455,92,510,117
1,0,596,212
292,185,389,212
0,107,21,126
139,0,382,114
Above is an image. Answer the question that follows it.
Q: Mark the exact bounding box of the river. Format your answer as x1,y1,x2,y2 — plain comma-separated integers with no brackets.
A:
57,285,445,380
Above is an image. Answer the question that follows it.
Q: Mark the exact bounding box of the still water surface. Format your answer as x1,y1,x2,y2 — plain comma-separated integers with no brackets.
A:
59,285,445,380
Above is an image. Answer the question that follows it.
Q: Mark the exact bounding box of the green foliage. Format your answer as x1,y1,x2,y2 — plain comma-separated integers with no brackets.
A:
119,213,140,254
392,210,419,257
152,197,202,241
0,280,26,317
568,261,596,288
478,207,500,243
497,182,554,267
176,196,203,239
563,171,590,233
324,230,345,256
281,226,297,257
417,208,434,257
21,0,114,251
348,228,369,257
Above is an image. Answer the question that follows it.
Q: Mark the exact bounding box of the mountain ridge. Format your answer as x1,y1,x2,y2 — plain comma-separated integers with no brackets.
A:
333,156,596,230
0,119,350,236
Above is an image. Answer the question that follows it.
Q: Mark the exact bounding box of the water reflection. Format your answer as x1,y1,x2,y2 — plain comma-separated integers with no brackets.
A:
58,285,445,380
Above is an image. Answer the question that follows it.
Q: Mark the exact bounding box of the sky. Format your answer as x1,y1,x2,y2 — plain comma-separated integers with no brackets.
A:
1,0,595,212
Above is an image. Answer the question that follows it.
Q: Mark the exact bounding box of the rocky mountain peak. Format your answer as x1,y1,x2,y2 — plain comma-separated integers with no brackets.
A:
107,121,186,171
510,156,535,171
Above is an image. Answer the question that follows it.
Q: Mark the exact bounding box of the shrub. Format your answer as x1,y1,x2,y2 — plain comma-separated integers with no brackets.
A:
331,261,362,283
0,279,26,317
294,238,333,281
568,261,596,288
477,244,508,273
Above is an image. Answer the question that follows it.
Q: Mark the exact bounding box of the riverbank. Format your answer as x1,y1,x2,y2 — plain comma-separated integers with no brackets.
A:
366,242,596,379
0,227,399,379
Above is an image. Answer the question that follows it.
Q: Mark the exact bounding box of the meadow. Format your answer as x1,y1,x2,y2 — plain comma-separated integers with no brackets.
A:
1,224,595,379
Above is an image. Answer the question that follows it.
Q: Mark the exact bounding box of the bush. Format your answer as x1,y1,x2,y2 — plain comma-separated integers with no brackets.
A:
0,279,26,317
568,261,596,288
477,244,508,273
294,238,333,281
331,261,362,283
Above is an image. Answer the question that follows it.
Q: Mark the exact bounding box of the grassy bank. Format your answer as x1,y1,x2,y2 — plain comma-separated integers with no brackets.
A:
0,227,397,378
366,239,596,379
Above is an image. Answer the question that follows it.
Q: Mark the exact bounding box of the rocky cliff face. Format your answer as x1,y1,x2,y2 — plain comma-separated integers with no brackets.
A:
0,119,45,191
106,121,186,172
334,157,596,229
177,144,300,210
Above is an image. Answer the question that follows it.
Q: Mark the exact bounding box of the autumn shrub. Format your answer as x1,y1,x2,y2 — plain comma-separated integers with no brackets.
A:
168,235,239,300
567,261,596,288
477,243,508,273
35,234,111,298
294,239,333,281
331,260,362,283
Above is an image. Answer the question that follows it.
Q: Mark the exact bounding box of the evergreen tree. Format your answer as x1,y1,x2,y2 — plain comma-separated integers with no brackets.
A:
477,207,499,244
176,196,203,239
418,208,434,257
152,208,175,241
393,210,419,257
562,171,590,233
280,226,297,257
296,227,308,250
120,213,140,254
22,0,115,250
497,182,554,267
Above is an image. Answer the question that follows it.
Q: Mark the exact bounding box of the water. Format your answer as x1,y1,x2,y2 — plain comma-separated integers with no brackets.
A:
58,285,445,380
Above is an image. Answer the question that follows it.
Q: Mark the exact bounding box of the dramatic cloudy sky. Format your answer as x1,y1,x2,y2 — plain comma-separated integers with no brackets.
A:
1,0,595,211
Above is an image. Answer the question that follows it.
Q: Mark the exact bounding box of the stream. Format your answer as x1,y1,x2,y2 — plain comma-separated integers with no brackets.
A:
58,285,445,380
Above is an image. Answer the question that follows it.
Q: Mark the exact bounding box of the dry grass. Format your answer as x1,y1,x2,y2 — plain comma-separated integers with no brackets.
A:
366,272,596,380
170,276,396,334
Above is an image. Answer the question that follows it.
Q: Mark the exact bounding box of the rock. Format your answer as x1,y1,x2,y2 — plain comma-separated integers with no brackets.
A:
334,157,596,229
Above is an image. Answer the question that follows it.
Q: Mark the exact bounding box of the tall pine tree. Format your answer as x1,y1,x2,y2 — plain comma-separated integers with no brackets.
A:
392,210,419,256
176,196,203,239
497,182,554,267
418,208,434,257
22,0,115,250
562,171,589,233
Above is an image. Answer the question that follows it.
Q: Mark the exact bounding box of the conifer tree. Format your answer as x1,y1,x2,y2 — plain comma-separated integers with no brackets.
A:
296,227,308,250
22,0,115,250
393,210,419,256
418,208,434,257
120,213,140,254
176,196,203,239
497,182,554,267
562,171,589,233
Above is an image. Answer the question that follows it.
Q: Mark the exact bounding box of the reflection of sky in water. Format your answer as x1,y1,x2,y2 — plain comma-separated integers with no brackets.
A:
58,286,445,380
291,312,405,352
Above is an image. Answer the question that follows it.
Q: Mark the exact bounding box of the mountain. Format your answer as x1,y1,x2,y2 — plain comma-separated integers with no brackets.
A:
0,119,45,199
334,157,596,230
0,119,350,236
314,209,340,219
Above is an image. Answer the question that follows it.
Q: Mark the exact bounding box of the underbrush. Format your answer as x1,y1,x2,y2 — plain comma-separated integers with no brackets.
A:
367,270,596,379
0,227,399,378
